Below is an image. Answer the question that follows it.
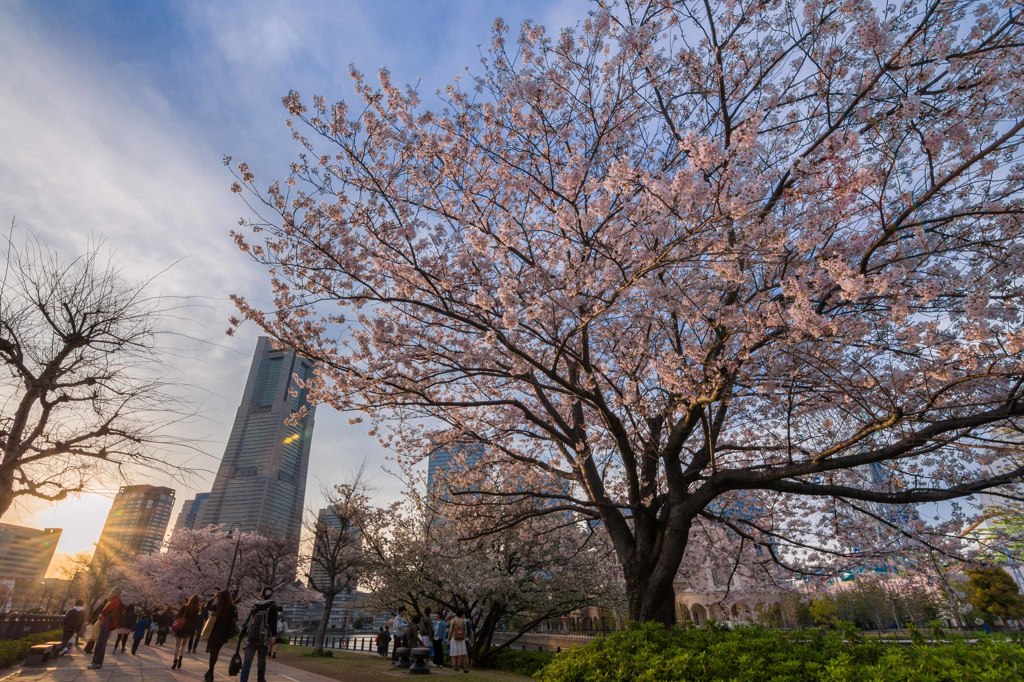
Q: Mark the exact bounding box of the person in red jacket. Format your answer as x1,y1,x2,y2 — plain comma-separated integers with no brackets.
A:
87,588,123,669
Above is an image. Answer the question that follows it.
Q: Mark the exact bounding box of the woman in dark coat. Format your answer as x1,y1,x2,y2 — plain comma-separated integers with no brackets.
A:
204,590,238,682
171,594,201,670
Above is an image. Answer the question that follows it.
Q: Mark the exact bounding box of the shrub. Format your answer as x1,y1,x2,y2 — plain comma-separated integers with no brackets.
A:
0,640,30,669
536,623,1024,682
0,630,62,669
486,648,556,676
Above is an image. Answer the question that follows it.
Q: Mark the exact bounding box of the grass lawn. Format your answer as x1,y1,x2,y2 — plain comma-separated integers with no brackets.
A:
274,644,531,682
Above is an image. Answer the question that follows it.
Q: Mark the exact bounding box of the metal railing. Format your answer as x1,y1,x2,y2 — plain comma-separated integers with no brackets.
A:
0,614,64,641
286,634,379,653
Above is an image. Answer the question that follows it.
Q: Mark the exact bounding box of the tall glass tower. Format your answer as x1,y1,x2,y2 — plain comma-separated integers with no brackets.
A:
426,442,484,493
198,337,316,543
94,485,175,560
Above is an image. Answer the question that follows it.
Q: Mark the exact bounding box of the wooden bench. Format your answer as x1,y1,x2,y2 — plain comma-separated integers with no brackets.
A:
24,645,52,666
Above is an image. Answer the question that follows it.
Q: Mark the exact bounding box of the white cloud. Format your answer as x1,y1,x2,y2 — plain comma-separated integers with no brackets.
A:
0,0,593,557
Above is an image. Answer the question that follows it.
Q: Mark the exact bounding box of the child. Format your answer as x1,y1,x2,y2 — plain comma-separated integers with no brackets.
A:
131,610,150,655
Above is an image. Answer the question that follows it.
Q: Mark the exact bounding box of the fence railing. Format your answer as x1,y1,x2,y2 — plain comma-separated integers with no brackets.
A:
0,614,64,641
286,634,379,653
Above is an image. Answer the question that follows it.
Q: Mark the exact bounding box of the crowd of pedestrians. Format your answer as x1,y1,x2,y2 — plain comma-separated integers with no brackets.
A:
63,585,278,682
379,606,476,673
61,585,477,678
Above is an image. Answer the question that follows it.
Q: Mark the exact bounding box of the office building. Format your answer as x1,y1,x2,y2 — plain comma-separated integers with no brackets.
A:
307,506,358,629
198,337,316,542
426,442,484,493
0,523,62,581
94,485,175,561
173,492,210,531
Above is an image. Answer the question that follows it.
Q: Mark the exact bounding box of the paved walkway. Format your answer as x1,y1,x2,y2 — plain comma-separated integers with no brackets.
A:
3,643,338,682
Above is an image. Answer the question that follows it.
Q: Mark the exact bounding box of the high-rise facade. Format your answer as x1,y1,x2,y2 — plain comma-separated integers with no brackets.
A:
198,337,316,542
95,485,175,560
172,492,210,531
0,523,62,580
309,507,357,629
426,442,484,493
0,523,62,612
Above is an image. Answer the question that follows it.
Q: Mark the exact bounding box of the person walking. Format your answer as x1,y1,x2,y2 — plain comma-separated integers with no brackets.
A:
447,608,471,674
189,603,208,653
171,595,202,669
431,611,447,667
86,588,123,670
203,589,238,682
391,608,408,663
131,609,150,655
157,606,175,645
145,610,158,645
239,587,279,682
114,603,137,653
60,599,86,654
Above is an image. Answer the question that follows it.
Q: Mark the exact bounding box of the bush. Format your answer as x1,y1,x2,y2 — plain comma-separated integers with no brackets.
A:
0,630,62,669
486,648,556,676
0,640,30,669
537,623,1024,682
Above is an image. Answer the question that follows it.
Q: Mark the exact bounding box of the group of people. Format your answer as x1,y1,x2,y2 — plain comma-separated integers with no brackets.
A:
62,585,281,682
380,606,474,673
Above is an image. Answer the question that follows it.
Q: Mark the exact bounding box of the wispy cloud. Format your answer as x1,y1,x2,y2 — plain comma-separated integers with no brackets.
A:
0,0,592,561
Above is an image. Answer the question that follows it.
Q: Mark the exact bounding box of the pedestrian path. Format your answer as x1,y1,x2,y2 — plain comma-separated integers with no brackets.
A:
4,642,339,682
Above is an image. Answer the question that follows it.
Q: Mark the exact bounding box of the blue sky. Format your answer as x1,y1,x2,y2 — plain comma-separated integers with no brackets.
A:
0,0,589,569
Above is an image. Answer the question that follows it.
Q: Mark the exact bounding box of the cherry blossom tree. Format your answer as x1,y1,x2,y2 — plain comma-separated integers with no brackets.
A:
359,467,623,661
123,527,310,611
230,0,1024,624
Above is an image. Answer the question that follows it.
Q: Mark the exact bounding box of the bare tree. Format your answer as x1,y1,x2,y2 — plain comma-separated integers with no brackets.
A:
303,469,370,654
0,229,189,518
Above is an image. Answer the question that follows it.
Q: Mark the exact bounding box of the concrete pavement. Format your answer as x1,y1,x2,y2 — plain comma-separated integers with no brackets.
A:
4,641,339,682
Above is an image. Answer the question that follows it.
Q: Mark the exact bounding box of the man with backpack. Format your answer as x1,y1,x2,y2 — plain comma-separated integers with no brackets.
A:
60,599,86,654
239,587,278,682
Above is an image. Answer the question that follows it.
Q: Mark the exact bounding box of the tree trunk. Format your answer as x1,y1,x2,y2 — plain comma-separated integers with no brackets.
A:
471,602,505,664
627,572,678,625
314,591,335,654
0,468,14,520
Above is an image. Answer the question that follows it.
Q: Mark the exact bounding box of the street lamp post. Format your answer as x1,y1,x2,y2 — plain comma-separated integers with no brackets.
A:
226,523,243,596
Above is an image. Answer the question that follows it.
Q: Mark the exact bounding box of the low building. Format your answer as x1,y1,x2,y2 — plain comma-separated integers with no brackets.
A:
0,523,62,613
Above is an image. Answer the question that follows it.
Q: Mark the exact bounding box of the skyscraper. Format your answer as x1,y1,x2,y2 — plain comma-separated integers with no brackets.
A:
94,485,175,561
426,442,484,493
198,337,316,542
308,507,358,629
172,492,210,531
0,523,62,580
0,523,62,612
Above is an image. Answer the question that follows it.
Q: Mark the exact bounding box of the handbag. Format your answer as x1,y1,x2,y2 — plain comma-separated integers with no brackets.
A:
171,616,185,634
228,634,244,676
200,614,217,640
89,620,102,640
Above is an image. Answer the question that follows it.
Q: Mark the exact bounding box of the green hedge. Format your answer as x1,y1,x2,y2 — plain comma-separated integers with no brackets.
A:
486,648,556,676
0,630,63,669
536,623,1024,682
